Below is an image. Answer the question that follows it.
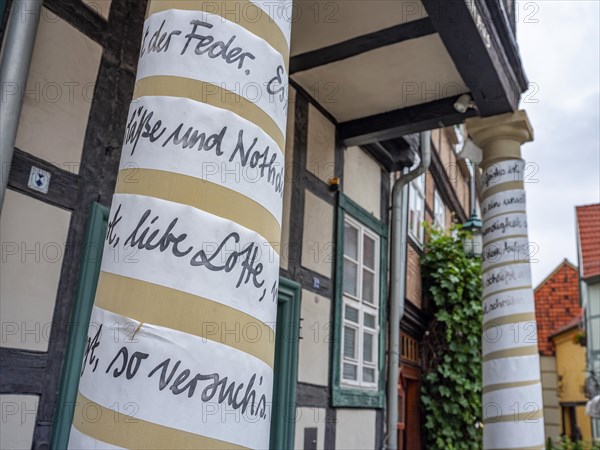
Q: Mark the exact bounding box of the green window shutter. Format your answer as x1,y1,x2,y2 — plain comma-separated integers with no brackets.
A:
51,202,109,449
270,277,301,449
332,194,388,408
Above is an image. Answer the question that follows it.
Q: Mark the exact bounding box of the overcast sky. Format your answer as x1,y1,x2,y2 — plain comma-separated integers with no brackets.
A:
516,1,600,286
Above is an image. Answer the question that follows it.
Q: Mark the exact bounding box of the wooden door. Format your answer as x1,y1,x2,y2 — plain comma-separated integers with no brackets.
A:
398,365,421,450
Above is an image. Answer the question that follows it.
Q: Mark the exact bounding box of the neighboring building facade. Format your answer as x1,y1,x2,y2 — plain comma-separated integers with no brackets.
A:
534,259,583,442
550,318,592,442
576,204,600,439
0,1,528,449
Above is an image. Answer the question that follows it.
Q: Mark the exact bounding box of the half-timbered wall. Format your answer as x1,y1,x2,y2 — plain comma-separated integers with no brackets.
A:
0,2,146,448
1,2,478,448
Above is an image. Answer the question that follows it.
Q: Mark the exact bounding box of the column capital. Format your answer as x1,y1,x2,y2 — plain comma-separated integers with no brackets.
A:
465,110,534,166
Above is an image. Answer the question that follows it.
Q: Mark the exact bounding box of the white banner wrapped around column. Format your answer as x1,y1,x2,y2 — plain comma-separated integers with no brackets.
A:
465,108,547,450
70,1,292,448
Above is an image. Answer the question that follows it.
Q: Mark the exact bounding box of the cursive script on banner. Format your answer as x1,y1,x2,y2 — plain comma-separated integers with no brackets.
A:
123,104,284,198
108,205,277,303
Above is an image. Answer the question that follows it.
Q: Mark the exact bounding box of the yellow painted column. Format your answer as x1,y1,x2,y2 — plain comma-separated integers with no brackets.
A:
69,2,292,449
467,111,546,450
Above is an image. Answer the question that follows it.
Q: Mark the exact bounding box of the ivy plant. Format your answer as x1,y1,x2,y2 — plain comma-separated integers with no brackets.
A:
420,226,483,449
546,436,600,450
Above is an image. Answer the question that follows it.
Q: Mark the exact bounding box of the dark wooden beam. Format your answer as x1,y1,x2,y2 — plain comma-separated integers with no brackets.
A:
0,348,48,395
290,18,435,74
362,139,416,173
290,78,338,126
44,0,107,46
296,383,328,408
421,0,524,116
8,148,80,211
28,2,148,447
339,96,478,146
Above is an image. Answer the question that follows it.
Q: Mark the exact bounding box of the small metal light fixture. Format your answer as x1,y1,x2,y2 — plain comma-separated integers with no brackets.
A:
453,94,477,114
462,210,483,257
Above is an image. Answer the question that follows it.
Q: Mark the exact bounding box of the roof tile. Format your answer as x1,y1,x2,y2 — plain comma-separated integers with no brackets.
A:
576,204,600,279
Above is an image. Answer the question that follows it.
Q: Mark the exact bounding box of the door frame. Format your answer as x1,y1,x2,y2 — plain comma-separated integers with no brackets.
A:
270,277,301,450
50,202,109,449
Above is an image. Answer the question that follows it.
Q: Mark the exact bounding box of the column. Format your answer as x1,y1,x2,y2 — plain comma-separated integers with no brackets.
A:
466,111,546,449
69,2,292,449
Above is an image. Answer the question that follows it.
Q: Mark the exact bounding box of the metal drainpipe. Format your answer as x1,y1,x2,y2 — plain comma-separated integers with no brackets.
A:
386,130,431,450
0,0,43,210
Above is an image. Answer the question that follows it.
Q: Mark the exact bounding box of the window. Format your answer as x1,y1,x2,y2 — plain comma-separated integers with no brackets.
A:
433,191,445,229
333,194,387,408
341,216,380,388
453,124,465,154
409,174,425,243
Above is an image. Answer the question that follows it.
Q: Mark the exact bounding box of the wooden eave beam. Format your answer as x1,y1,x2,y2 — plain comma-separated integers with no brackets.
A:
421,0,525,116
290,18,435,74
339,96,478,147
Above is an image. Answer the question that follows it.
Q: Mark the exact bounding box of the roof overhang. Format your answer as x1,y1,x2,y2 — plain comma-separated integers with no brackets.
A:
290,0,528,163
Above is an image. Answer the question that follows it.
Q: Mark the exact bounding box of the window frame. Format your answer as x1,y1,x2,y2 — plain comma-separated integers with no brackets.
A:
433,190,446,229
341,216,380,389
408,173,426,244
332,194,387,408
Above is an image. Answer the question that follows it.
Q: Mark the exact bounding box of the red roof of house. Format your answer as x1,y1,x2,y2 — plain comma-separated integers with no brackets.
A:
548,315,582,340
576,204,600,279
534,259,582,356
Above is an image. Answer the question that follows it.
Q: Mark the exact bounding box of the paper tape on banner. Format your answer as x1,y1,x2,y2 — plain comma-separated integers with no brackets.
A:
133,76,285,151
94,271,275,367
482,288,535,323
483,354,542,387
120,95,284,222
72,393,247,450
146,0,290,66
483,382,543,413
481,190,527,220
484,419,545,449
137,10,288,133
101,194,279,327
115,168,281,248
77,306,272,449
481,160,526,193
483,321,538,357
482,263,532,298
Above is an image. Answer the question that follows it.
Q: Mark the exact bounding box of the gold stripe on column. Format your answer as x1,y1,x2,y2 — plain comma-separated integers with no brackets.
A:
481,181,524,200
483,233,528,247
95,272,275,367
483,409,543,425
483,345,538,363
483,285,532,301
133,76,285,151
482,210,528,223
482,379,540,395
483,312,537,328
73,392,248,450
146,0,290,70
116,168,281,247
487,446,545,450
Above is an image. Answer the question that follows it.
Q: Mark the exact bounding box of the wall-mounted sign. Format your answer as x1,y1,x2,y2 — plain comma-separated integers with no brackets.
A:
28,166,51,194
